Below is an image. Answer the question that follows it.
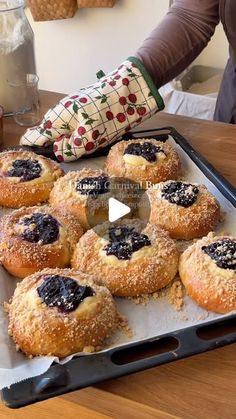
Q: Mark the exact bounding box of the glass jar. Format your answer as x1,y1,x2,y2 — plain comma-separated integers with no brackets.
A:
0,0,36,115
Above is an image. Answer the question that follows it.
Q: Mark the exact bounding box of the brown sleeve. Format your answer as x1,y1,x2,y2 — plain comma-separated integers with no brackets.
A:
135,0,220,88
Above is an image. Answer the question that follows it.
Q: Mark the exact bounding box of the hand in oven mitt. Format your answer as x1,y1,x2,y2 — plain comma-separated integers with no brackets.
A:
20,57,164,162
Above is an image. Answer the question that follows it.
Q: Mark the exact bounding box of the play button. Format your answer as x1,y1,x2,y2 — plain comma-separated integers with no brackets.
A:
108,197,131,222
81,175,150,233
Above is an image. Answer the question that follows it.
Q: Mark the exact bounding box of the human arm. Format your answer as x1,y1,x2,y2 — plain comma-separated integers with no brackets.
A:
20,0,220,161
136,0,220,88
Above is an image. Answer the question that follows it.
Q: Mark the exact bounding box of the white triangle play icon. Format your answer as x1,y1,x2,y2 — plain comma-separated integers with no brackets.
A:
108,197,131,222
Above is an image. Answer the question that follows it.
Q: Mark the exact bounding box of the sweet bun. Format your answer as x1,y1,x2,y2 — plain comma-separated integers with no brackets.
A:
139,180,220,239
7,268,117,357
0,150,64,208
72,219,179,297
0,205,83,278
105,138,181,186
179,234,236,313
49,168,133,230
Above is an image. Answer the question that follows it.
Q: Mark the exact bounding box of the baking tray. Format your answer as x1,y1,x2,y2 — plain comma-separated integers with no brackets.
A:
1,127,236,408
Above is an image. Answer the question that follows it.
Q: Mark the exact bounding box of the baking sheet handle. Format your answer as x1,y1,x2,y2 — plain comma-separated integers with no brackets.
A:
2,316,236,408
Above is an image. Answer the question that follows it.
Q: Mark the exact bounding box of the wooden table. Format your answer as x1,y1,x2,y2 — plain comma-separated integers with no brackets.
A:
1,91,236,419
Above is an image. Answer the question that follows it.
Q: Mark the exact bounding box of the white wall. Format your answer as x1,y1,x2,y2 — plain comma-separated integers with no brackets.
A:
26,0,229,94
27,0,170,93
194,23,228,69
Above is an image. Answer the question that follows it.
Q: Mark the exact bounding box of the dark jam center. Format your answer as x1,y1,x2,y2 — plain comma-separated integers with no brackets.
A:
202,239,236,270
124,142,164,163
161,181,199,208
19,213,59,245
37,275,95,313
7,159,42,181
104,226,151,260
76,175,110,198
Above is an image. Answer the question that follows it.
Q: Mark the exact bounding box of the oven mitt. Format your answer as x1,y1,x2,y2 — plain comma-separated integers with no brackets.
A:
20,57,164,162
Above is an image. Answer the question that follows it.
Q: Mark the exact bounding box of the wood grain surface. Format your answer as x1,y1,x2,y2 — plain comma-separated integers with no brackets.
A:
0,90,235,418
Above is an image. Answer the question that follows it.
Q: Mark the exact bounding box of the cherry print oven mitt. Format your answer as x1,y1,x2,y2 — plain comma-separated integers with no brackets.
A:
20,57,164,162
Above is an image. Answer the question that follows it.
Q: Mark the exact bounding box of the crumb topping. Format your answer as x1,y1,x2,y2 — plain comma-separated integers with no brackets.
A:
50,168,110,208
37,274,95,313
72,220,179,296
106,138,181,183
7,268,118,357
180,234,236,313
0,206,83,269
202,238,236,270
124,142,166,163
6,159,42,181
18,213,60,245
128,278,184,311
167,279,184,311
144,181,220,240
161,181,199,207
76,175,110,198
104,226,151,260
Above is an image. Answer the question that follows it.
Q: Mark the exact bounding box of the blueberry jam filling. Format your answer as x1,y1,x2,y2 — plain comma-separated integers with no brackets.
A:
161,181,199,208
76,175,110,198
104,226,151,260
202,239,236,270
7,159,42,181
19,213,59,245
37,275,95,313
124,142,165,163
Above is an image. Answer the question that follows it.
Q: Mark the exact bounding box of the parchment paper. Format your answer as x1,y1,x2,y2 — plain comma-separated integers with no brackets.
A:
0,136,235,390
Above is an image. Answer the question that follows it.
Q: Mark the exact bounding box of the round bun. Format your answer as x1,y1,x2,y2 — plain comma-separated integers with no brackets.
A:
0,150,64,208
49,168,109,230
105,138,181,186
0,206,83,278
72,219,179,297
7,268,117,357
139,180,220,240
49,168,132,230
179,234,236,313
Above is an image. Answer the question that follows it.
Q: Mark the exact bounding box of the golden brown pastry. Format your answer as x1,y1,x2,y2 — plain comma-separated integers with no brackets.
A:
0,150,64,208
72,219,179,297
0,205,83,278
49,168,133,230
139,180,220,240
7,268,117,357
179,234,236,313
105,138,181,186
